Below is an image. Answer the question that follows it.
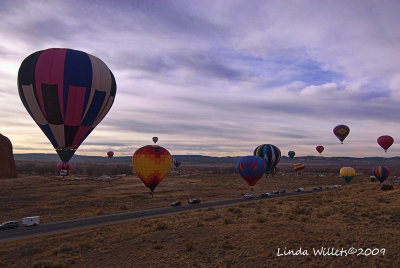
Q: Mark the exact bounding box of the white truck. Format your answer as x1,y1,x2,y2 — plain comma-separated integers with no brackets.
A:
22,216,40,226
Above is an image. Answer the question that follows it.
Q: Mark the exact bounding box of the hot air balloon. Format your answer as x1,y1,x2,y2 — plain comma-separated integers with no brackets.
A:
237,156,266,190
173,158,181,168
293,163,305,175
316,146,324,154
372,166,390,183
107,151,114,159
57,162,71,175
333,125,350,144
254,144,281,177
132,145,172,198
340,167,355,182
377,135,394,152
18,48,116,163
152,137,158,143
288,151,295,159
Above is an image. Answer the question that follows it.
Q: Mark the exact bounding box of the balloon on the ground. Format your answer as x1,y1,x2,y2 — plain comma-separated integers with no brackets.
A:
173,158,181,168
340,167,355,182
253,144,281,177
377,135,394,152
152,137,158,143
107,151,114,159
237,156,266,187
288,151,295,159
316,146,324,154
333,125,350,144
18,48,117,163
293,163,305,174
132,145,172,197
57,162,71,175
372,166,390,183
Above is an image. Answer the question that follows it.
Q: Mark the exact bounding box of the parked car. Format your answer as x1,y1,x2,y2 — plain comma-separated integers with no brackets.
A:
334,185,342,188
295,188,305,192
171,201,182,207
312,187,322,191
188,199,201,204
279,189,286,194
272,190,279,194
259,193,271,198
22,216,40,227
0,221,19,230
243,193,253,199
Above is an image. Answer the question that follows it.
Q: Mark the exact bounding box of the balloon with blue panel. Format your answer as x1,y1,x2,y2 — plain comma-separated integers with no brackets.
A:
237,155,266,190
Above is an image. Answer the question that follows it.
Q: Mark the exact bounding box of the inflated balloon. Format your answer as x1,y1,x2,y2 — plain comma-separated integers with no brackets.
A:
57,162,71,175
152,137,158,143
237,156,266,188
333,125,350,144
372,166,390,183
293,163,305,175
107,151,114,159
254,144,281,177
288,151,295,159
173,158,181,168
340,167,355,182
132,145,172,197
316,146,324,154
18,48,117,163
377,135,394,152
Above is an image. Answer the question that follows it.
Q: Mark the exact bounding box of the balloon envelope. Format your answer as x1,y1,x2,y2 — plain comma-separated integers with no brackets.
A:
57,162,71,175
107,151,114,158
372,166,390,183
132,145,172,193
340,167,355,182
333,125,350,144
316,146,324,154
18,48,117,163
377,135,394,152
254,144,281,177
237,156,266,186
288,151,295,159
152,137,158,143
293,163,305,174
173,158,181,168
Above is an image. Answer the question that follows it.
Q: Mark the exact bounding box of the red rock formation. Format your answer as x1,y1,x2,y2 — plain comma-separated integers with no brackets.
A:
0,133,17,178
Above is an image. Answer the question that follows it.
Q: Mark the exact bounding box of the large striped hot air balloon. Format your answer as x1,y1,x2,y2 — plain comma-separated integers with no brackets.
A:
293,163,305,175
254,144,281,177
340,167,355,182
132,145,172,198
333,125,350,144
18,48,116,163
372,166,390,183
237,156,266,190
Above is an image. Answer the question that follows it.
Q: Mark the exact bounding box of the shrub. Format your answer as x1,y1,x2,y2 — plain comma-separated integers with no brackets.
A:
382,185,394,191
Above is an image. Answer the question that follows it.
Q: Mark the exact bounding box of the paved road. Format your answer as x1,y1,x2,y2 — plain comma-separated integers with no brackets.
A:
0,189,325,242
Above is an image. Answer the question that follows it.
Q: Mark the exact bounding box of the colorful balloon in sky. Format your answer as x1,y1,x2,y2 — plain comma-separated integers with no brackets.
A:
372,166,390,183
254,144,281,177
333,125,350,144
340,167,355,182
132,145,172,198
377,135,394,152
17,48,117,163
57,162,71,175
288,151,295,159
316,146,324,154
173,158,181,168
152,137,158,143
293,163,305,175
107,151,114,159
237,156,266,188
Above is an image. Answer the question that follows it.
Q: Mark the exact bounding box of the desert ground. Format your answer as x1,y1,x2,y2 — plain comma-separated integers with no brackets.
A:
1,159,399,267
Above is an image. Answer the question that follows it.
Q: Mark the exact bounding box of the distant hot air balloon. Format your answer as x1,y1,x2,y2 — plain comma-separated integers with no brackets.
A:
237,156,266,190
57,162,71,175
372,166,390,183
152,137,158,143
377,135,394,152
288,151,295,159
340,167,355,182
132,145,172,198
293,163,305,175
173,158,181,168
18,48,117,163
316,146,324,154
333,125,350,144
107,151,114,159
254,144,281,177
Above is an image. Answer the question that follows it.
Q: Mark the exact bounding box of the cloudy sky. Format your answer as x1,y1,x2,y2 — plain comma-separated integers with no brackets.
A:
0,0,399,157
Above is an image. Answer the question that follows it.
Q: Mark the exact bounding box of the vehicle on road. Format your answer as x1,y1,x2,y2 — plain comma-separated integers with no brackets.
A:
259,193,271,198
0,221,19,230
279,189,286,194
22,216,40,227
243,193,253,199
333,185,342,188
312,187,322,191
272,190,279,194
188,199,201,204
171,201,182,207
295,188,305,192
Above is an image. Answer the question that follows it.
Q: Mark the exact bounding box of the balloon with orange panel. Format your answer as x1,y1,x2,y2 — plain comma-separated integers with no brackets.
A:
132,145,172,198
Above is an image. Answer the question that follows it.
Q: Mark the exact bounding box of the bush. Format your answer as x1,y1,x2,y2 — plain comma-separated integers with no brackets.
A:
381,185,394,191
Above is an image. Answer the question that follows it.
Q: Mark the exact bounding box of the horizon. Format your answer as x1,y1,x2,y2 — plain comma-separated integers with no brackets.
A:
1,0,399,158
